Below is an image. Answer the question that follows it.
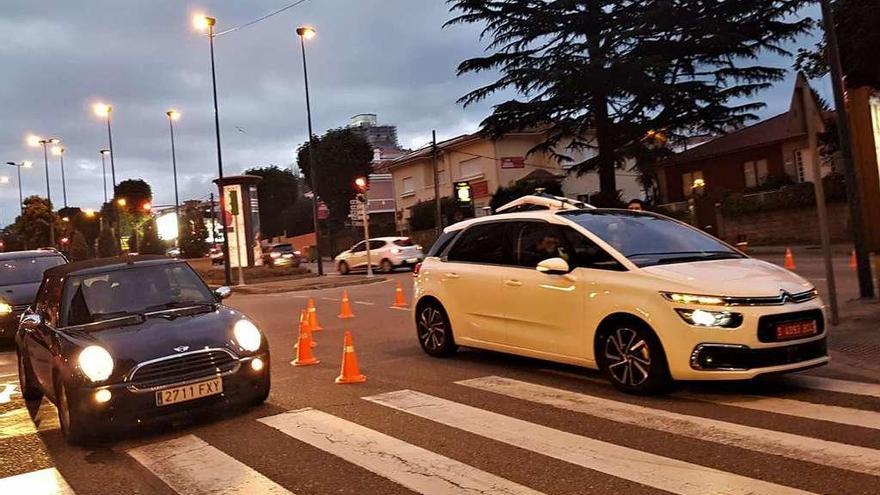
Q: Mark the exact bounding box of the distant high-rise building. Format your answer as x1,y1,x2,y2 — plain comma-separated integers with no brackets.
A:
348,113,401,153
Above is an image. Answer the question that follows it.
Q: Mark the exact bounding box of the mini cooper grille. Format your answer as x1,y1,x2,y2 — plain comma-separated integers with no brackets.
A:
128,349,238,391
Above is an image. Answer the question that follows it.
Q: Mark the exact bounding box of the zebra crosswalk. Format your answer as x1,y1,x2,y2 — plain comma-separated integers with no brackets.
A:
1,372,878,495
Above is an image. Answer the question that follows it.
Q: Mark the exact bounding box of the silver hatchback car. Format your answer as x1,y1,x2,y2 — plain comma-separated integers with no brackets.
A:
335,237,424,274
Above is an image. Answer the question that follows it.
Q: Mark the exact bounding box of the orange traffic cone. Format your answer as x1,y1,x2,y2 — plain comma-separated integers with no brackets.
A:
296,309,317,348
335,331,366,384
338,290,355,319
392,281,407,308
783,248,796,270
292,309,319,366
849,249,857,271
307,298,323,331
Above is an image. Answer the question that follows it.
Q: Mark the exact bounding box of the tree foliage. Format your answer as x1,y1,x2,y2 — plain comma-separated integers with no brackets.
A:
409,197,458,231
97,228,119,258
138,219,165,255
297,128,374,230
795,0,880,88
9,196,62,248
180,204,209,258
114,179,153,213
68,230,90,261
447,0,813,204
244,165,301,238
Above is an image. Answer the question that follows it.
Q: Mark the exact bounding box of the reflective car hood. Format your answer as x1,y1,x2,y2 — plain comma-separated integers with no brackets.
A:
65,306,246,379
0,282,41,306
640,258,813,297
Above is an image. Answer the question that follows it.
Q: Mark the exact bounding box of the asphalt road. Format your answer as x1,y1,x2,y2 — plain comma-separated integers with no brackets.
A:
0,257,878,494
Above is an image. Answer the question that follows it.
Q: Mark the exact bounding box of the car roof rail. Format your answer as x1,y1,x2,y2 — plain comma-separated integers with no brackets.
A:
494,189,594,214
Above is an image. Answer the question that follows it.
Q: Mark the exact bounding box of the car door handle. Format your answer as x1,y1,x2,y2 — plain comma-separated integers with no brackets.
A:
504,279,523,287
444,272,460,279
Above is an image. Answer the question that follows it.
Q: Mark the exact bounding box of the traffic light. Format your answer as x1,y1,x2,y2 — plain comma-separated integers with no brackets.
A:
354,176,368,192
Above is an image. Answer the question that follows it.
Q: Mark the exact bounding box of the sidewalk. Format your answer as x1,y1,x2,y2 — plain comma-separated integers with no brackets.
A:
745,244,855,256
229,274,387,295
825,299,880,381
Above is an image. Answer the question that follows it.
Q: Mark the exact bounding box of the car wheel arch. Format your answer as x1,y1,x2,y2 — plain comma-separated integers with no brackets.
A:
593,313,667,365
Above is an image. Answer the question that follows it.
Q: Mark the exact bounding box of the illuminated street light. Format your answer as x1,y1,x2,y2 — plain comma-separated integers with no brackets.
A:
194,12,232,286
84,209,96,218
0,176,8,184
296,24,323,275
116,198,126,207
94,101,120,249
142,202,152,212
166,109,182,247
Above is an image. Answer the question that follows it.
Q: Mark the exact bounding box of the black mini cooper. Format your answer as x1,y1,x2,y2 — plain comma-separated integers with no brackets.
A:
15,255,270,444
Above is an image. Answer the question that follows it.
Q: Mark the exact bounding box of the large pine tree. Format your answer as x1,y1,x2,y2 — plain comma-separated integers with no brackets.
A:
447,0,812,204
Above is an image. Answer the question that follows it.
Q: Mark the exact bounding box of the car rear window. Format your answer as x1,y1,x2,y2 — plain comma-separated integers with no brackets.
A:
0,255,66,286
393,238,414,247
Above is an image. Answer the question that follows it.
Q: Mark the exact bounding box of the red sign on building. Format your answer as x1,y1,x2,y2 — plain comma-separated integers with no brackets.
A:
500,156,525,169
471,180,490,198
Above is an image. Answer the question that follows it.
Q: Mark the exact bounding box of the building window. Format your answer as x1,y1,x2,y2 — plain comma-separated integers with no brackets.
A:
794,150,806,183
459,157,483,179
743,159,769,188
681,170,703,198
401,176,414,195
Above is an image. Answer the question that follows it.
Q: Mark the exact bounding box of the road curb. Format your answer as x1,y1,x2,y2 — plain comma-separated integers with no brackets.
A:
231,276,388,295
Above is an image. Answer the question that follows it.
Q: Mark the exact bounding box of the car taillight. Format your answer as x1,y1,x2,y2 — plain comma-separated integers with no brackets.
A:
413,262,422,277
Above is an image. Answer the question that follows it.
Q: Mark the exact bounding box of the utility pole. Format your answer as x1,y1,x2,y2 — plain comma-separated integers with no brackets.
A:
821,0,875,298
209,192,217,248
432,130,441,235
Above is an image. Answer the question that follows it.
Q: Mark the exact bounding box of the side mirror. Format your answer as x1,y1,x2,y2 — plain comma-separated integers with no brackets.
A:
20,313,43,331
536,257,570,275
214,286,232,300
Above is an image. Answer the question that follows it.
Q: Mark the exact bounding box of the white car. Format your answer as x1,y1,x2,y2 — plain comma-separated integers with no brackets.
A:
413,207,827,394
335,237,424,274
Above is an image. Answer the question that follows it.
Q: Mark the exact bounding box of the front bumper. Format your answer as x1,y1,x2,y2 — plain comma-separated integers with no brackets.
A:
67,352,270,430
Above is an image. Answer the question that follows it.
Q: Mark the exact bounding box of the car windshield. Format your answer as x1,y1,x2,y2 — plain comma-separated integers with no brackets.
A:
560,210,743,267
0,255,66,285
62,263,216,327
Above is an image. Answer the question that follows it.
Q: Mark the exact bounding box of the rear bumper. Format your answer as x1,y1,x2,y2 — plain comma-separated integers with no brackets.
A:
67,352,270,430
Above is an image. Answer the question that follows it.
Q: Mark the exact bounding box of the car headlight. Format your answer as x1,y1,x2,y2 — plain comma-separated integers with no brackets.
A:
270,252,281,258
234,319,262,352
661,292,726,305
78,346,114,382
675,309,742,328
0,302,12,315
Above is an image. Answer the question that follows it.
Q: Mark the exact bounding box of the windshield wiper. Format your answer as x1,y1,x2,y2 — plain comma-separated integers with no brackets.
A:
144,301,215,315
654,252,743,265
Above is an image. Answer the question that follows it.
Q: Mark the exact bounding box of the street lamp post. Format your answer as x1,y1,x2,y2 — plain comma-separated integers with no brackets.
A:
94,103,120,249
51,145,68,208
5,161,31,217
99,149,110,204
166,110,182,247
194,14,232,287
27,135,60,247
295,26,323,276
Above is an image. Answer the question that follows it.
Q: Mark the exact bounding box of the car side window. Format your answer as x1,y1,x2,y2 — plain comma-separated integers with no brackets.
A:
559,227,626,271
38,276,63,326
351,242,366,253
513,222,567,268
446,223,511,265
368,240,385,250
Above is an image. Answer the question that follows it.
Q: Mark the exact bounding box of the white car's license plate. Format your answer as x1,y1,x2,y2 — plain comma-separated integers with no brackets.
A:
156,377,223,406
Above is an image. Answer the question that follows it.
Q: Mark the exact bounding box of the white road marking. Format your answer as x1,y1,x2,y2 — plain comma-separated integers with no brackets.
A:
684,393,880,430
260,408,542,495
366,390,816,495
0,373,18,379
388,306,409,311
320,297,341,302
127,434,293,495
0,383,18,403
0,468,75,495
786,375,880,398
354,301,375,306
459,376,880,476
0,403,60,439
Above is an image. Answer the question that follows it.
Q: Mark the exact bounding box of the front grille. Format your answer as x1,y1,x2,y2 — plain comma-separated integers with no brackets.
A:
720,289,818,306
128,349,238,391
757,309,825,343
691,338,827,371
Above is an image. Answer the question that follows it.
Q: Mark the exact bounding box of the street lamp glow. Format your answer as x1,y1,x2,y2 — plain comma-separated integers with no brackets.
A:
93,102,112,117
26,134,41,147
142,202,152,212
166,109,181,120
296,26,316,39
354,177,367,189
22,160,32,168
0,176,9,184
193,14,215,31
84,209,96,217
116,198,126,206
51,145,64,156
99,149,110,156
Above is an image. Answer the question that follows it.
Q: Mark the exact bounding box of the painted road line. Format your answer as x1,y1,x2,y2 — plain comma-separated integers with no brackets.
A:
127,434,293,495
786,375,880,399
0,468,75,495
388,306,409,311
321,297,341,302
354,301,375,306
366,390,816,495
260,408,542,495
459,376,880,476
0,403,60,439
0,383,17,403
683,393,880,430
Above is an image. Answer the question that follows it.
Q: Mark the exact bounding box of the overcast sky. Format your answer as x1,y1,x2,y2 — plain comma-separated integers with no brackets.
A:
0,0,824,225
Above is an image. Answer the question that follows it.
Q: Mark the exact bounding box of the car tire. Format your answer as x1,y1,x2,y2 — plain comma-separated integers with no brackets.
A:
337,261,350,275
380,259,393,273
17,352,42,401
416,301,458,358
56,380,88,445
251,375,271,406
597,322,670,395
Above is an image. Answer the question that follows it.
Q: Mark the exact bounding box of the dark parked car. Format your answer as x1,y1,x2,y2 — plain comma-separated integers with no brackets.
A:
15,255,270,444
0,250,67,342
261,243,301,268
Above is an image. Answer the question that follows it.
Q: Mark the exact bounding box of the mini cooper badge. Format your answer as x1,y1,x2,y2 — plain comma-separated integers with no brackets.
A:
173,345,190,353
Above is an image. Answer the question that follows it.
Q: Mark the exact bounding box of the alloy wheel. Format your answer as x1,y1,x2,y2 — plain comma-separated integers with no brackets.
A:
604,327,652,387
417,307,446,351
